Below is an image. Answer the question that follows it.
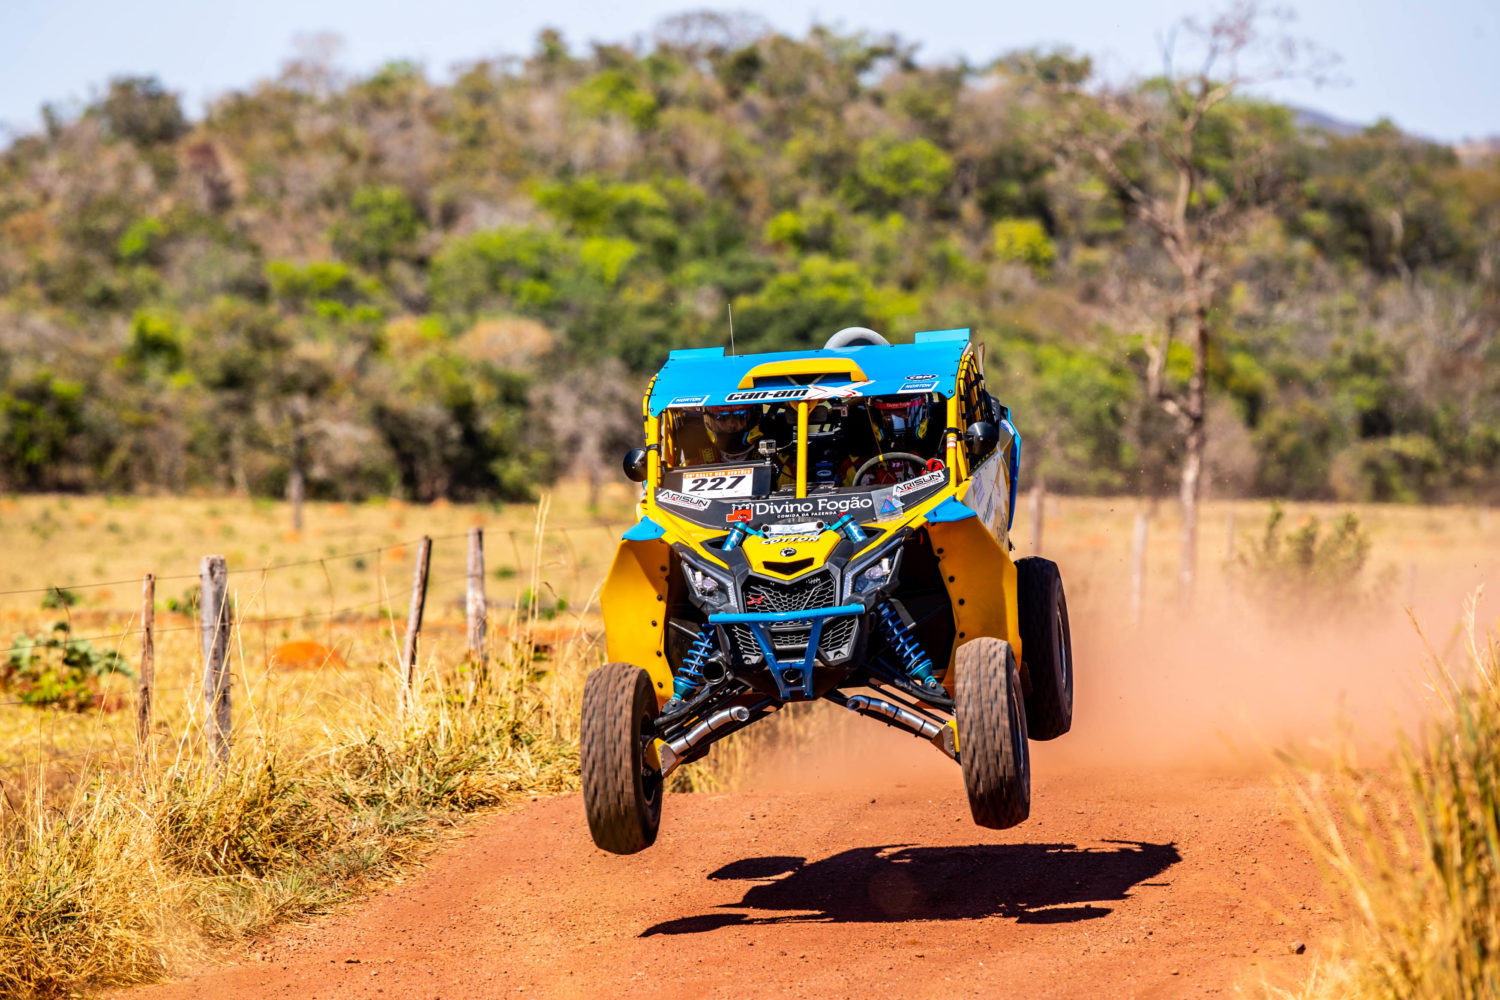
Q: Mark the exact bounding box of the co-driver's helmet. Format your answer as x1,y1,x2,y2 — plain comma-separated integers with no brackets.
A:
868,395,930,452
704,405,759,460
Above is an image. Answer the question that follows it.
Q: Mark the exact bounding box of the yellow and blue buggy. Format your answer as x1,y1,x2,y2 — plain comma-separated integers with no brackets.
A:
581,327,1074,854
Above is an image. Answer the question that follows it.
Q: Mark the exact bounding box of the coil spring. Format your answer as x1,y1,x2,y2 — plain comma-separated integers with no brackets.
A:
875,600,936,686
675,624,715,700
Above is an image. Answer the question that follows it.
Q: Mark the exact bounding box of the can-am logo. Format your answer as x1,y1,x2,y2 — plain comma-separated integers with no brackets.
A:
724,381,872,404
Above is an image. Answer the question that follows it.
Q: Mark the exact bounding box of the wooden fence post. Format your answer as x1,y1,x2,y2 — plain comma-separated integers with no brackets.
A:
399,536,432,716
200,555,231,767
1029,484,1045,556
137,572,155,756
467,527,487,665
1130,512,1149,628
1224,506,1237,614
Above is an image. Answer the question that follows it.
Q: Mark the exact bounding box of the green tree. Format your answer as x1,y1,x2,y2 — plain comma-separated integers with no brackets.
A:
330,186,424,270
0,372,87,490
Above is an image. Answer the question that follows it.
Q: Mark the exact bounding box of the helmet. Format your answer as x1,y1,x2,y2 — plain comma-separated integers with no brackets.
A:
868,395,930,451
704,405,759,461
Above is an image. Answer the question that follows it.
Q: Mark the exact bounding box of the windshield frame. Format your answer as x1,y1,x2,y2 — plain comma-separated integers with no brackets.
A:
652,394,969,501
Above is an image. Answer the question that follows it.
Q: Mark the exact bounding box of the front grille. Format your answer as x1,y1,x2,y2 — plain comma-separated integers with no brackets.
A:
744,574,835,614
726,573,859,665
819,616,858,660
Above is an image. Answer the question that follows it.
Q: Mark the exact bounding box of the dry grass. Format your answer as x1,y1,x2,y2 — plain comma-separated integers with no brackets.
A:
0,489,1494,996
0,610,591,997
0,491,629,998
1274,598,1500,1000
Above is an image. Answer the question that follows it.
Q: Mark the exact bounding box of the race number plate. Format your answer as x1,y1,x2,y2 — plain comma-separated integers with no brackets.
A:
679,466,756,499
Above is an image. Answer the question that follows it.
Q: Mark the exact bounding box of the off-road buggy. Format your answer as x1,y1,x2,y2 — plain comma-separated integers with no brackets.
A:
582,327,1073,854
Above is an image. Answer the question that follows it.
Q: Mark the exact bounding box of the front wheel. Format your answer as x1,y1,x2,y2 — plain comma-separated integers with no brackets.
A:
581,663,664,854
955,637,1030,829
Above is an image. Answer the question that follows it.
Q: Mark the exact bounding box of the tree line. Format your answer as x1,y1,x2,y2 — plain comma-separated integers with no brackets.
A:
0,9,1496,506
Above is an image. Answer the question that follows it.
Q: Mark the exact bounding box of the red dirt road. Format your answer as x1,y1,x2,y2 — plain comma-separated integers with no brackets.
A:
118,732,1336,1000
118,608,1430,1000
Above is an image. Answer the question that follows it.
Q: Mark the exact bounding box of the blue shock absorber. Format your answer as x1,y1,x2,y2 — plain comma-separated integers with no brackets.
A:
675,624,715,700
828,512,867,543
874,600,937,686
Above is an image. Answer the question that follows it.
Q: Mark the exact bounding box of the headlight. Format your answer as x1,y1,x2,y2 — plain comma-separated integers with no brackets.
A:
849,549,901,596
682,561,732,608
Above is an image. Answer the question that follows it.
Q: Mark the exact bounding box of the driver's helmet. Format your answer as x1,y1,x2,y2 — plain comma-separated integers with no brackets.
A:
867,395,930,451
703,405,759,461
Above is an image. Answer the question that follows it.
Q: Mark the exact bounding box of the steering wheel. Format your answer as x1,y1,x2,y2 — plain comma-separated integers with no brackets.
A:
852,452,927,486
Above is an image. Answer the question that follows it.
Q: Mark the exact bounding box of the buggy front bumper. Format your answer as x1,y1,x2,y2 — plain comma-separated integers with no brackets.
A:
708,603,864,699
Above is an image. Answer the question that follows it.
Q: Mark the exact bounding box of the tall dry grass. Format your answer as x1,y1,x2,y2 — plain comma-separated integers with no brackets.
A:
0,630,585,997
0,494,819,997
1280,595,1500,1000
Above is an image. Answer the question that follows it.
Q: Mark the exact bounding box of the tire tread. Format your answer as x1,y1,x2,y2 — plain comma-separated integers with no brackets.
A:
1016,557,1073,741
580,663,661,854
956,638,1030,829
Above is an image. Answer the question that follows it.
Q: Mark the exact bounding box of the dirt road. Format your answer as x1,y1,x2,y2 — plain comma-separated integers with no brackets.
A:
119,608,1433,1000
119,735,1335,1000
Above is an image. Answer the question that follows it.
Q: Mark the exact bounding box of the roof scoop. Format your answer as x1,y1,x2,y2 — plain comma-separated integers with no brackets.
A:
823,327,889,349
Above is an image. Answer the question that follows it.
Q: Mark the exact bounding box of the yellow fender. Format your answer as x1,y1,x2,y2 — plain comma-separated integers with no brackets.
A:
928,516,1023,692
600,536,675,706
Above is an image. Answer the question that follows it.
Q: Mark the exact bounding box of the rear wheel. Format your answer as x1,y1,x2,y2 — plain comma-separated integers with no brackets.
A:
581,663,663,854
1016,557,1074,740
955,637,1030,829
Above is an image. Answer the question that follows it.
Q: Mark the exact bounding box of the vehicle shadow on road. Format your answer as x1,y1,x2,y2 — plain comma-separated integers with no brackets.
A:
639,840,1180,936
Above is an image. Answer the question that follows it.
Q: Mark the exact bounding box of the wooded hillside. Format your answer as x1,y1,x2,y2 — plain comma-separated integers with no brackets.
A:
2,15,1496,502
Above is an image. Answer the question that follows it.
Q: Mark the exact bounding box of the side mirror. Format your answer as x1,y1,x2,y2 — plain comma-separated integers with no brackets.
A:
964,421,999,459
622,448,649,483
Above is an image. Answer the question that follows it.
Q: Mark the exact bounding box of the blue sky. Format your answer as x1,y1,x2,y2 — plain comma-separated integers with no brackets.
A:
2,0,1497,143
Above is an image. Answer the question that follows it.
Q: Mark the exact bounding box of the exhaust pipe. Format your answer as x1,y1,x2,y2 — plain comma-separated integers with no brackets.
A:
844,694,942,739
657,705,750,778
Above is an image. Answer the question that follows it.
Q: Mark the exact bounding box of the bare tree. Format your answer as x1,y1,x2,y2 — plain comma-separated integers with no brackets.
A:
1050,2,1335,607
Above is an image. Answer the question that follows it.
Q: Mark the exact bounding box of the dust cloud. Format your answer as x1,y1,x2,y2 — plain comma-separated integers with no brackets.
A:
735,573,1490,794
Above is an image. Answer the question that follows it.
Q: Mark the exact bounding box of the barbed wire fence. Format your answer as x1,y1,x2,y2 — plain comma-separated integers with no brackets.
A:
0,518,629,787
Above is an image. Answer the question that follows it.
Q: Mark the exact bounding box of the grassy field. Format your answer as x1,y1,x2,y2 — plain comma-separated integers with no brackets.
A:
0,487,1494,996
2,488,1495,775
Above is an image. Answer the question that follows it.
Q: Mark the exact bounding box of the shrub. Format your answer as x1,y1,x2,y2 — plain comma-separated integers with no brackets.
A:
96,76,187,147
2,621,133,710
39,586,79,610
330,186,424,270
991,218,1056,273
1232,503,1393,621
847,135,953,209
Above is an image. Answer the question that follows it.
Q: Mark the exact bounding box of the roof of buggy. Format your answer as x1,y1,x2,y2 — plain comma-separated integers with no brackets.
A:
646,328,971,416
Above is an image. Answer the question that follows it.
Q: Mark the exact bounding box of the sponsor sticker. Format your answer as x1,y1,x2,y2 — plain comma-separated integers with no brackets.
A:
726,508,754,524
892,469,947,499
724,381,873,404
741,494,875,523
668,395,709,407
898,379,939,393
656,488,711,511
877,494,903,517
906,373,937,380
765,521,823,537
681,466,756,498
